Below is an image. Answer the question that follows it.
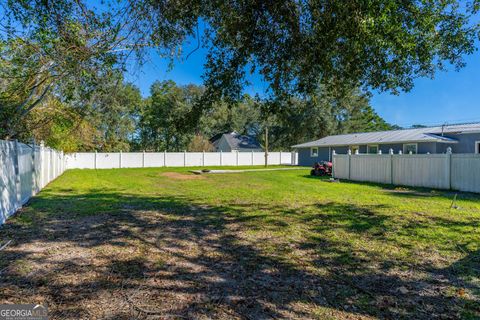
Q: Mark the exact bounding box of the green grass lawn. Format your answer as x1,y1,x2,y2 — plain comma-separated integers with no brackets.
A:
1,167,479,319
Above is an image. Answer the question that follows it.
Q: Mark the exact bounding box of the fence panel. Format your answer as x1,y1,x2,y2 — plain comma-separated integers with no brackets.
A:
165,152,184,167
1,140,66,225
203,153,220,166
451,154,480,193
0,141,18,224
333,155,350,179
96,153,120,169
122,152,143,168
393,154,449,189
280,152,292,165
67,153,95,169
18,144,34,204
268,152,281,165
350,154,392,184
66,151,297,168
220,152,236,166
238,152,253,165
332,153,480,192
144,152,164,167
185,152,203,167
33,146,41,192
252,152,265,165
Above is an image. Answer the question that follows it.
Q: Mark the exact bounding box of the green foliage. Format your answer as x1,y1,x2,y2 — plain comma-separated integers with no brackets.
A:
133,0,479,106
89,74,143,151
266,86,395,148
136,80,204,151
1,1,479,150
0,0,123,139
187,134,215,152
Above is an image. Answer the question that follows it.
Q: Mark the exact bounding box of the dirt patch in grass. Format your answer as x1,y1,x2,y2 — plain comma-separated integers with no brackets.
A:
161,172,205,180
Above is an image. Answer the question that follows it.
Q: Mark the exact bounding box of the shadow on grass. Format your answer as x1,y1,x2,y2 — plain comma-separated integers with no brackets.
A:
0,190,478,319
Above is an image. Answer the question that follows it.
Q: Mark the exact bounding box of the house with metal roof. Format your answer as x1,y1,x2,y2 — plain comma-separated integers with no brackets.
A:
292,122,480,166
210,132,263,152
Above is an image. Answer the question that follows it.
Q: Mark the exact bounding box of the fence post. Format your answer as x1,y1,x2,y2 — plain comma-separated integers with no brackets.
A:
348,149,352,180
61,151,64,174
94,150,97,169
251,150,254,165
13,140,21,209
40,141,45,189
45,148,50,183
142,151,145,167
236,151,239,166
389,148,394,185
52,149,55,178
279,151,282,165
119,150,122,168
164,150,167,167
184,150,187,167
220,150,223,166
31,140,36,195
447,147,452,190
332,150,336,178
202,151,205,167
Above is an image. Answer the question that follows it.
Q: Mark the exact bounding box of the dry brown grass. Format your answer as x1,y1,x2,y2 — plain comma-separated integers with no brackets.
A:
162,172,205,180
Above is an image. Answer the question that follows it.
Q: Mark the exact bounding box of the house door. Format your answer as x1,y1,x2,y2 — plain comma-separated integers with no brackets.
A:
476,141,480,154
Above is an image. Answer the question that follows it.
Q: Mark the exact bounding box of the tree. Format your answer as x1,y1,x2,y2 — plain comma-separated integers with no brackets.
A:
265,85,395,149
90,74,143,151
198,94,262,138
0,1,130,139
137,81,204,151
25,97,100,152
131,0,479,107
11,73,143,152
188,134,215,152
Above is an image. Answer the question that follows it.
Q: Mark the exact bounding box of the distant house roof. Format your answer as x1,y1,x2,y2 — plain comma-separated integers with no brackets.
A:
292,122,480,148
211,132,262,151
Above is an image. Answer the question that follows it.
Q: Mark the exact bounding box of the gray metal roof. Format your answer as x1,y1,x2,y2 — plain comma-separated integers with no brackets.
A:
291,122,480,148
214,132,262,150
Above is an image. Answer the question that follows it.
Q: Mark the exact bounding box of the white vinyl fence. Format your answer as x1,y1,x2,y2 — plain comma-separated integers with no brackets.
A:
66,151,298,169
1,140,66,224
333,150,480,193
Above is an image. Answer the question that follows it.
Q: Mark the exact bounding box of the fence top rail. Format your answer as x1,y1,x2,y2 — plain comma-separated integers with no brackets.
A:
67,151,293,155
349,154,392,157
333,153,467,158
451,154,480,158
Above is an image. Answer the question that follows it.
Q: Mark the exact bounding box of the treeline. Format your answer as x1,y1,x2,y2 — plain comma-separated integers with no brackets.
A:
1,74,396,152
1,1,475,153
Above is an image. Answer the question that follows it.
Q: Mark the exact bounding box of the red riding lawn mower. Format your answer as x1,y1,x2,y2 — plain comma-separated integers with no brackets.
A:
310,161,333,176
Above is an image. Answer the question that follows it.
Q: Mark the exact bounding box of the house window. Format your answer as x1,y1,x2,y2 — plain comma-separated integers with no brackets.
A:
367,145,379,154
350,146,360,154
310,147,318,157
403,143,418,154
